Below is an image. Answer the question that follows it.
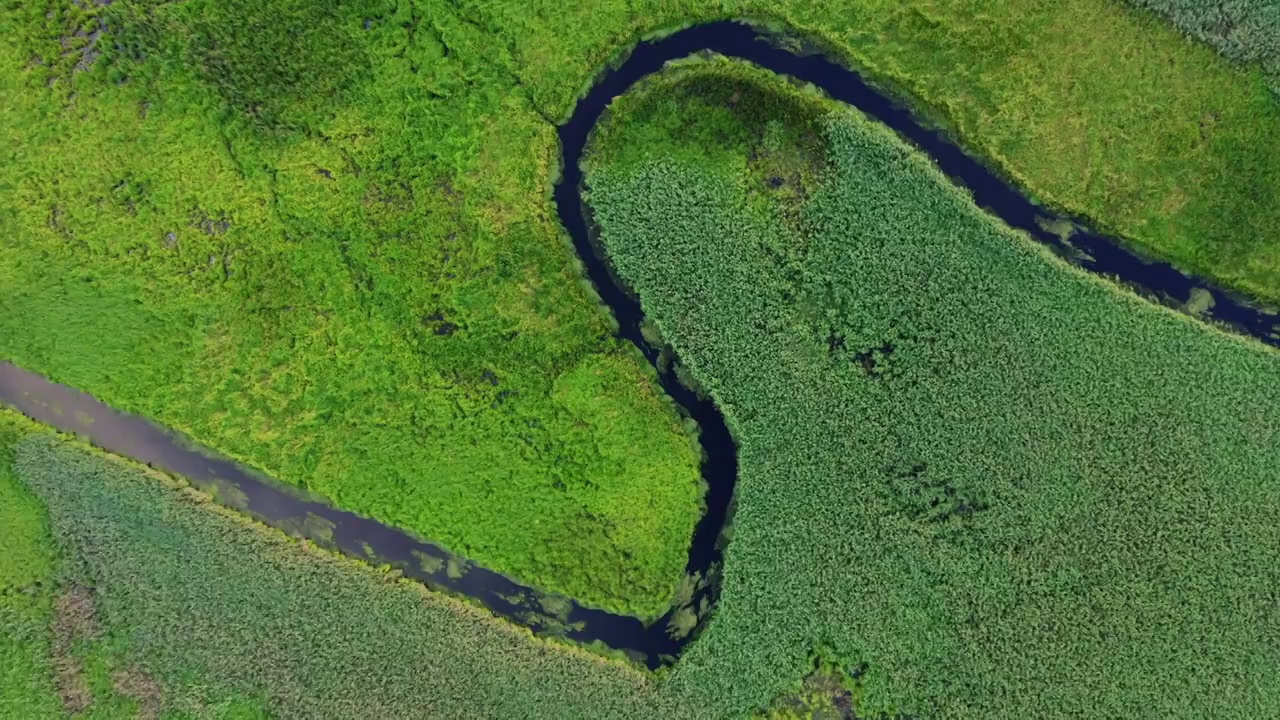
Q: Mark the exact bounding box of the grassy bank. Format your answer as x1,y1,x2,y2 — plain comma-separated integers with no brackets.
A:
1124,0,1280,94
11,56,1280,718
0,413,60,718
491,0,1280,301
3,0,1278,617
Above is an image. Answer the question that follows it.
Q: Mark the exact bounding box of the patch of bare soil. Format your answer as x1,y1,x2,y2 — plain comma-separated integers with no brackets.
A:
51,586,100,713
112,665,163,720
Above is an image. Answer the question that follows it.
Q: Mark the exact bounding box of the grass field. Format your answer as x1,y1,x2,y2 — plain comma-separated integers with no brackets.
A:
7,55,1280,718
0,0,706,616
0,412,60,718
2,0,1278,616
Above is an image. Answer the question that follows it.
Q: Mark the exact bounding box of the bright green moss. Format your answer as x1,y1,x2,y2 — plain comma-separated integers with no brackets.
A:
0,0,703,616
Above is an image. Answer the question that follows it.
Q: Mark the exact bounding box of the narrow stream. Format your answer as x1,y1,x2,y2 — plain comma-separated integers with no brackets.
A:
3,20,1277,670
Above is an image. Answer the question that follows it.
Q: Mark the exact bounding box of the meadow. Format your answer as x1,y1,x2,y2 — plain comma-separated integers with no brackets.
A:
7,54,1280,718
3,0,1279,618
0,0,707,616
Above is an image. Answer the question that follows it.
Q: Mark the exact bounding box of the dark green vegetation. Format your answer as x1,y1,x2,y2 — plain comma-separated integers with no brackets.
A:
0,413,271,719
4,0,1280,616
581,58,1280,716
4,422,874,719
1126,0,1280,93
15,432,660,718
755,652,863,720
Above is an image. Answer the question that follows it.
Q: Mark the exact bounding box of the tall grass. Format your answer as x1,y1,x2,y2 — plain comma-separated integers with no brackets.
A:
0,0,704,616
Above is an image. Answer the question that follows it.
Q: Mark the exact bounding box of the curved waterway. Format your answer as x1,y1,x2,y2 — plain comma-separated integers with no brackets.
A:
4,20,1279,670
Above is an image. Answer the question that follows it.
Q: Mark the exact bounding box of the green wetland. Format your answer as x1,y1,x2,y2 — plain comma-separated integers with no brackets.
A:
4,0,1280,717
5,0,1280,618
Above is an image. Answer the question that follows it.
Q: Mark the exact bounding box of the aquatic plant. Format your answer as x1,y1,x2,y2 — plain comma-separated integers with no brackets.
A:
583,59,1280,716
16,434,667,718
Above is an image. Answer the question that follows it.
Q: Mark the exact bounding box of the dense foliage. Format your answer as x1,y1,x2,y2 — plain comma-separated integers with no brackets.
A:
583,60,1280,716
1125,0,1280,93
2,0,1278,614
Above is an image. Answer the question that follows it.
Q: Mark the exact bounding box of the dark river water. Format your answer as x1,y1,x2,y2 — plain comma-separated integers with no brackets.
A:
3,21,1277,670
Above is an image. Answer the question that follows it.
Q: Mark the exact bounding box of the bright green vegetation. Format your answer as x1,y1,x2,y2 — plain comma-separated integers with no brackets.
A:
773,0,1280,302
0,1,704,616
3,0,1278,615
581,58,1280,716
0,413,60,718
482,0,1280,299
1125,0,1280,93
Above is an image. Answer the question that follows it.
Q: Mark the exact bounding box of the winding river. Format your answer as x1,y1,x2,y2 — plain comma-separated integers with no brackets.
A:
3,21,1278,670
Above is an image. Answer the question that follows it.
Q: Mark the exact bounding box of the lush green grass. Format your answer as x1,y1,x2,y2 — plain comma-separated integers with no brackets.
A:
0,413,60,719
581,59,1280,716
0,0,703,616
1125,0,1280,93
485,0,1280,300
3,0,1279,617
